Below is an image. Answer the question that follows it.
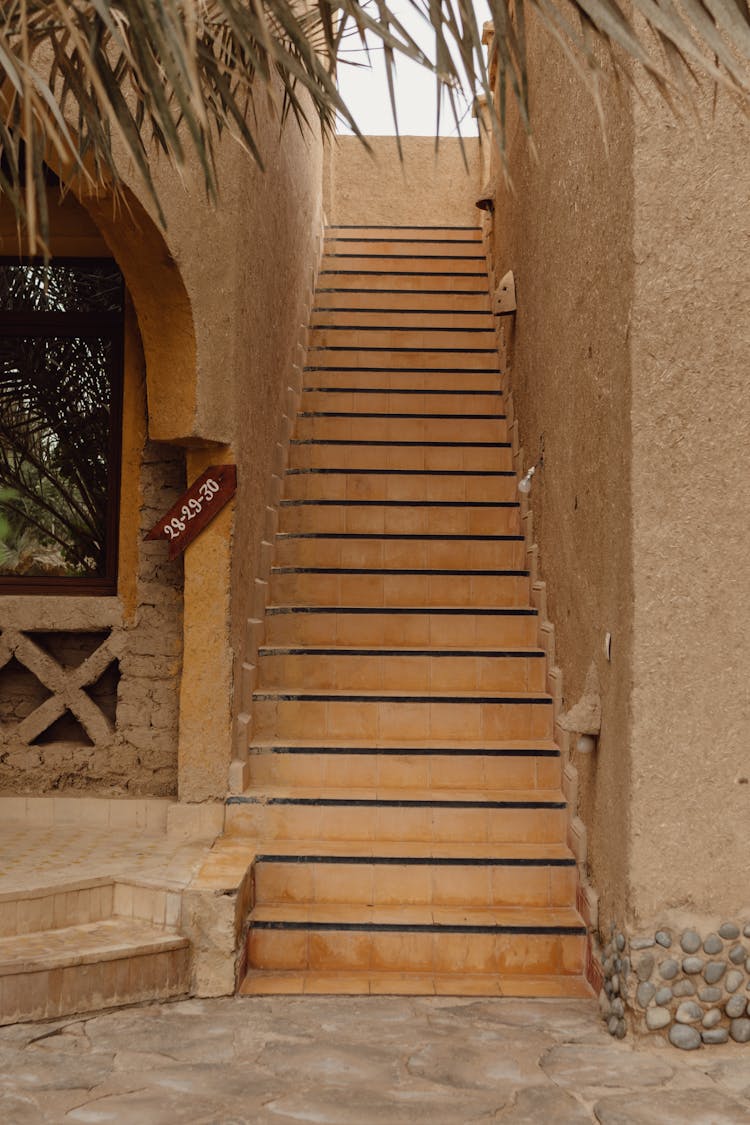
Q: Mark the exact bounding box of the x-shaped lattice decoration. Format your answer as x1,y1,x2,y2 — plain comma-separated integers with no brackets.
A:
0,628,125,747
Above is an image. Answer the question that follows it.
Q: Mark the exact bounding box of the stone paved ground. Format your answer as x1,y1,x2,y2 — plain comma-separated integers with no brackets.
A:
2,996,750,1124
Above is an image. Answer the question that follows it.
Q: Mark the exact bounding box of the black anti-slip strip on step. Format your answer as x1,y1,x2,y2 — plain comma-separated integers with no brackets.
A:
308,346,497,354
259,647,542,658
324,236,480,244
231,795,560,808
303,387,501,395
311,327,495,334
297,412,505,419
280,500,518,508
305,368,501,376
251,745,558,757
327,225,480,231
316,288,489,296
286,469,514,477
313,307,492,315
254,693,551,706
253,920,585,936
256,854,574,867
277,533,522,541
319,271,488,279
265,607,537,616
271,567,528,577
325,252,485,261
291,440,510,447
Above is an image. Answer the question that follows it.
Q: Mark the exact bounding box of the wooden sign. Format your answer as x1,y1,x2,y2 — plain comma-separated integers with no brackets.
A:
145,464,237,559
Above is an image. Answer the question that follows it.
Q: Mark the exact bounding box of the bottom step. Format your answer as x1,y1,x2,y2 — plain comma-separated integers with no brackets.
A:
0,918,190,1025
240,970,593,998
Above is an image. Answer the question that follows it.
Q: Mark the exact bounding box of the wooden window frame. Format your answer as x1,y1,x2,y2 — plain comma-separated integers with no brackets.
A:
0,256,125,597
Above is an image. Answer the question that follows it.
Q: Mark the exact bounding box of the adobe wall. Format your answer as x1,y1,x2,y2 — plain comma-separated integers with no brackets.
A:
324,136,482,226
487,26,635,927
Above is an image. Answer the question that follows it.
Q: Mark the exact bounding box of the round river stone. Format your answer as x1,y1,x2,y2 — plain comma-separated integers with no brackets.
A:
645,1007,672,1031
719,922,740,940
702,1008,722,1028
636,982,656,1008
725,995,747,1019
672,980,695,998
675,1001,702,1024
725,969,744,993
659,959,679,980
636,954,655,981
669,1024,701,1050
730,1018,750,1043
680,930,701,954
704,962,727,985
699,987,722,1004
703,933,723,955
655,987,673,1005
682,957,704,975
728,944,746,964
655,930,673,948
702,1028,730,1044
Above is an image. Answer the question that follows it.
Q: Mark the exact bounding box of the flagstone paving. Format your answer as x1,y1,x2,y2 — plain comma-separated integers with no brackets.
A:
2,996,750,1123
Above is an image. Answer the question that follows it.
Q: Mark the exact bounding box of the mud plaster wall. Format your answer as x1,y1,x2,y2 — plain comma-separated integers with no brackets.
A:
628,86,750,923
487,24,635,928
324,136,482,226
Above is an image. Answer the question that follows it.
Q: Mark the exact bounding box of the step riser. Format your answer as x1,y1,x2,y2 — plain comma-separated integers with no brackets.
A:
315,290,490,311
268,573,529,608
325,227,482,243
273,538,526,570
252,699,553,742
324,240,484,257
253,861,576,908
289,444,513,472
282,474,517,503
277,505,520,536
294,417,507,442
311,311,496,330
302,370,501,391
0,946,190,1026
299,391,502,416
247,752,561,791
263,612,539,648
256,653,546,693
317,274,489,293
321,256,488,276
306,350,499,373
308,329,497,351
247,928,584,975
226,803,565,843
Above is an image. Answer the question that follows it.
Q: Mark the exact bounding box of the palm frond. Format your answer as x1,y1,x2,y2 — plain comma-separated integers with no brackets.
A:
0,0,748,251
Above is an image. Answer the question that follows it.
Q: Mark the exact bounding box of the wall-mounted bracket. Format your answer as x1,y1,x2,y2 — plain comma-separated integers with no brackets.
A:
494,270,517,316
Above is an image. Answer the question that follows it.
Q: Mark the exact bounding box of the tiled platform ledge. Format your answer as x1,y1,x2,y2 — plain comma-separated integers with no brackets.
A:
600,920,750,1048
0,795,224,840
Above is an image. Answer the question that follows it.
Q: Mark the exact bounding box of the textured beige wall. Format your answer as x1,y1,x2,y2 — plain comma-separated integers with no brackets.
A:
488,27,635,927
325,136,482,226
628,87,750,923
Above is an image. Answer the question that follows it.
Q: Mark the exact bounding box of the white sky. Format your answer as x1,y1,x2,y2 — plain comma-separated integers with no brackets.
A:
335,2,489,137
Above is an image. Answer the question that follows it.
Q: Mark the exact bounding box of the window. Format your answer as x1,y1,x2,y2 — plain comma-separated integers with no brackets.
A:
0,259,124,595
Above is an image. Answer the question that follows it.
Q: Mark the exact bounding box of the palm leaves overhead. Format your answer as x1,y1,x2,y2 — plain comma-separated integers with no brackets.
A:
0,0,749,249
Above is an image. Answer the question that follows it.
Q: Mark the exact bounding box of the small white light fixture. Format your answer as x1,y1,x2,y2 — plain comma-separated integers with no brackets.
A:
518,465,536,494
576,734,598,754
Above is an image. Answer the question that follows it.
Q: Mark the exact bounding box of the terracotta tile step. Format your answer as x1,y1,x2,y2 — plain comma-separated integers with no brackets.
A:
277,500,519,536
252,689,554,742
314,289,491,311
253,851,576,908
320,255,488,276
299,388,503,415
293,417,507,447
323,238,485,257
246,742,560,792
282,470,517,502
224,788,566,843
305,348,499,372
266,569,530,609
316,272,489,293
308,328,497,351
255,646,546,693
263,606,539,647
324,226,482,242
273,533,525,569
240,970,593,997
310,309,495,330
0,918,190,1024
301,369,501,391
288,439,513,472
246,904,585,975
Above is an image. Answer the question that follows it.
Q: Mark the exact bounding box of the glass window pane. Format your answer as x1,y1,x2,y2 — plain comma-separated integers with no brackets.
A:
0,262,123,314
0,336,114,579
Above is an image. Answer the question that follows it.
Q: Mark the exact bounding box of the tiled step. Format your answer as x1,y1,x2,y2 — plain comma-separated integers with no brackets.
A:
273,534,526,570
310,309,495,330
282,469,516,502
301,370,501,391
263,606,539,647
0,918,190,1025
255,646,546,692
293,415,507,444
320,255,488,276
267,569,530,608
288,439,513,472
240,969,593,997
252,845,576,908
226,788,566,843
246,742,561,790
299,388,503,415
325,226,482,242
308,328,497,351
316,273,489,293
305,348,499,372
251,690,553,742
277,500,519,536
245,903,585,976
314,289,491,311
323,238,485,257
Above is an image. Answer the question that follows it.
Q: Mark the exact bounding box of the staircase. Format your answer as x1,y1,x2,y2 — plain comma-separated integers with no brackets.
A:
234,224,589,997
